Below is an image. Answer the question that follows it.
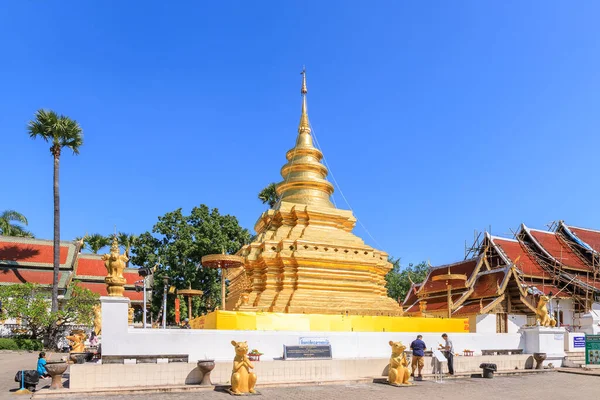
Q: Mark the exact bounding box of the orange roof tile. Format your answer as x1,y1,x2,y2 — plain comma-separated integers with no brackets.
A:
420,259,479,294
528,229,591,272
492,236,550,278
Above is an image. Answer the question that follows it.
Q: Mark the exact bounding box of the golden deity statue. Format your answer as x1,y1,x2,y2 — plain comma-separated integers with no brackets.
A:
102,236,128,297
536,295,557,327
230,341,257,394
93,304,102,336
66,331,87,353
388,341,412,386
128,307,134,325
226,70,402,316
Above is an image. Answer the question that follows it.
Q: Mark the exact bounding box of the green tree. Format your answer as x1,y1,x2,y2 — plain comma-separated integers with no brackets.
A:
28,109,83,313
131,205,251,322
258,182,279,208
385,259,429,304
0,282,98,348
84,233,111,254
0,210,34,237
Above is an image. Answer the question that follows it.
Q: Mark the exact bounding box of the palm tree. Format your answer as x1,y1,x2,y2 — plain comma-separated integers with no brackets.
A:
0,210,34,237
28,109,83,312
117,232,138,267
258,182,279,208
84,234,111,254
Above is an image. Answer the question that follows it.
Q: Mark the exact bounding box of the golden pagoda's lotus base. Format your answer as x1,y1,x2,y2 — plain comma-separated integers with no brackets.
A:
190,310,469,332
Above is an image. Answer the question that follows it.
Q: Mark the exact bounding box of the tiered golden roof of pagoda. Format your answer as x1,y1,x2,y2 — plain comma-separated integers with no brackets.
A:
226,70,401,316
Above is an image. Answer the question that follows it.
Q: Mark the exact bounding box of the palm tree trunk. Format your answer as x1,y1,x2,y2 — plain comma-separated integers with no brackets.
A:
51,153,60,313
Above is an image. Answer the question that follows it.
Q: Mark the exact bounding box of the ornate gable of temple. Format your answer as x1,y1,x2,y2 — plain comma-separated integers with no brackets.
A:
404,222,600,317
226,71,402,316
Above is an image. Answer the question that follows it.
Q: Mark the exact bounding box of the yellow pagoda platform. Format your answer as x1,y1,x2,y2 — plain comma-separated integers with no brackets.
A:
191,310,469,333
224,71,403,316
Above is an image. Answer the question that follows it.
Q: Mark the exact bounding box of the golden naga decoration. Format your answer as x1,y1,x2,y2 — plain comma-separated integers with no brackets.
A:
93,304,102,335
388,341,412,386
102,236,128,297
230,340,257,395
66,331,87,353
536,295,557,327
128,307,134,325
226,70,402,316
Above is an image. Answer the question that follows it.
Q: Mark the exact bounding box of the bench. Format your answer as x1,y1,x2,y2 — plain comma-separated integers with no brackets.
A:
481,349,523,355
101,354,189,364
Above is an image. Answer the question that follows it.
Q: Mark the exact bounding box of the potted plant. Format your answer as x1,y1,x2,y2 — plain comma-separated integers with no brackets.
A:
248,349,263,361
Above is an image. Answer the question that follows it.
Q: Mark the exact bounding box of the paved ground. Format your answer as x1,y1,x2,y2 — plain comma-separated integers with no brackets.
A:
0,351,66,400
88,374,598,400
2,351,599,400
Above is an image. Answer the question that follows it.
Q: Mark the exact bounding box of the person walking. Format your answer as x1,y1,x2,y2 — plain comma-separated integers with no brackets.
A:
441,333,454,375
410,335,426,380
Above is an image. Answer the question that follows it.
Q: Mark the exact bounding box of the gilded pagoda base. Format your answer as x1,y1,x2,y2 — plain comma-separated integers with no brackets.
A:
190,310,469,332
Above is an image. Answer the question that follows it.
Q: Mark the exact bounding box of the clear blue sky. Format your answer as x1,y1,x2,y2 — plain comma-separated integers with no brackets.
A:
2,1,600,268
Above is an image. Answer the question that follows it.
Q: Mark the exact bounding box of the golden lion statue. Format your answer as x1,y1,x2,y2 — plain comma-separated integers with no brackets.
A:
230,340,257,394
388,341,412,385
66,331,87,353
536,295,557,327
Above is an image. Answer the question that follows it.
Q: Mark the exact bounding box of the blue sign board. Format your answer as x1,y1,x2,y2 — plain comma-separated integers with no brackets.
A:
574,336,586,348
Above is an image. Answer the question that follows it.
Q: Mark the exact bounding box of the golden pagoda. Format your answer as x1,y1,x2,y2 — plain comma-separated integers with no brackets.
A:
226,70,402,316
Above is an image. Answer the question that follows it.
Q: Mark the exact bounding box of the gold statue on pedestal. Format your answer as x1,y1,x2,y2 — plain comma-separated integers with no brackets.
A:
536,295,557,327
388,341,412,386
66,331,87,353
230,340,257,395
226,70,402,316
102,236,128,297
128,307,134,325
93,304,102,335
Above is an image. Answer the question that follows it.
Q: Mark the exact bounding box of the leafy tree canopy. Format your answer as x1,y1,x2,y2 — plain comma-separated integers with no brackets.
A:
0,210,34,238
385,258,429,304
131,204,251,321
258,183,279,209
0,282,99,348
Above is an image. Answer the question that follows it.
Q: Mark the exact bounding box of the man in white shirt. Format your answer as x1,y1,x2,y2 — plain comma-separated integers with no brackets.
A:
441,333,454,375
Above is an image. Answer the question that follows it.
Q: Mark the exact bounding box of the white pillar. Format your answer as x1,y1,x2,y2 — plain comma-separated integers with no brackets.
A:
100,296,130,356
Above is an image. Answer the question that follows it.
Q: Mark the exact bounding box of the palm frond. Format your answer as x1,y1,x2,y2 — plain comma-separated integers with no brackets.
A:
1,210,28,225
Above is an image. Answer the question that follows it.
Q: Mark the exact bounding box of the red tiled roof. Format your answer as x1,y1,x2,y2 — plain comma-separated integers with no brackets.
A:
420,259,479,294
492,237,550,278
402,283,422,307
528,230,591,272
568,226,600,253
0,240,70,266
0,268,64,285
525,282,563,297
76,255,106,277
453,299,494,316
471,270,506,298
76,282,143,301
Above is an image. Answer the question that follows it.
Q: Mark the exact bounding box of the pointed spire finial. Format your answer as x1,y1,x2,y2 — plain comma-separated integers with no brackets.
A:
298,67,310,133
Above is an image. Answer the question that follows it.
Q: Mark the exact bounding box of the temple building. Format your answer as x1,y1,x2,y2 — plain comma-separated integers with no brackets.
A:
403,221,600,333
0,235,144,304
225,71,402,316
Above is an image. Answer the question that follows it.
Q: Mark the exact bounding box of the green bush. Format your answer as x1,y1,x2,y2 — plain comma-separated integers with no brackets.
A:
0,338,43,351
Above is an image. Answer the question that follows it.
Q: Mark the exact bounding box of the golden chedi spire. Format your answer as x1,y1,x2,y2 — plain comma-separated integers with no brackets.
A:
226,70,401,317
276,68,335,208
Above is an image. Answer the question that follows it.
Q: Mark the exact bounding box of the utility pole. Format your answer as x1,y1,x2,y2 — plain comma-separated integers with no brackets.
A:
162,276,169,329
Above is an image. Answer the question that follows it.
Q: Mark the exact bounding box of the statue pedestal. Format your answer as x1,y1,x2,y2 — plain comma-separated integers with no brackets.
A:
521,326,565,367
101,296,130,356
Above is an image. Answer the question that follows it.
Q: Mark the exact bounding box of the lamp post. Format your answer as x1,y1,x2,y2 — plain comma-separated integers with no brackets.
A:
138,266,155,329
162,276,169,329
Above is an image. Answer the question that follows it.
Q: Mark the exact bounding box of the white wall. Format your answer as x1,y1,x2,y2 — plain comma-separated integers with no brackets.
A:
508,315,527,333
100,296,523,362
475,314,496,333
